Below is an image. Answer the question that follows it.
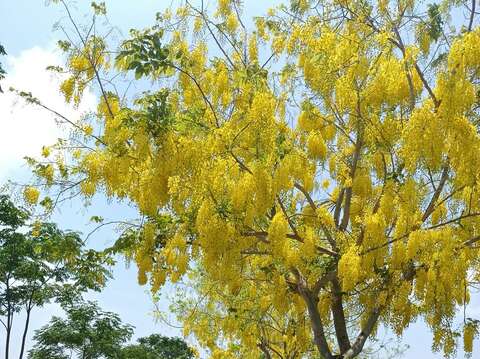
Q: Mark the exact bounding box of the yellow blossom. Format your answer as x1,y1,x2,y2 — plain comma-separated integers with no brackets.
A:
24,186,40,205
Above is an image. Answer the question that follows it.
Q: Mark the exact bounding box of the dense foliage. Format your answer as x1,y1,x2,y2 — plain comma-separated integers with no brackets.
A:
23,0,480,357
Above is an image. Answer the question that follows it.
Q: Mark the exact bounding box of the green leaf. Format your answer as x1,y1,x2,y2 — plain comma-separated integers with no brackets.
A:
39,197,54,211
91,1,107,15
89,215,104,223
134,67,144,79
427,3,443,42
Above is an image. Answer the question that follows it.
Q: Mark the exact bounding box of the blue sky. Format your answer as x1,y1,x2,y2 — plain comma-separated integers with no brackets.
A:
0,1,477,358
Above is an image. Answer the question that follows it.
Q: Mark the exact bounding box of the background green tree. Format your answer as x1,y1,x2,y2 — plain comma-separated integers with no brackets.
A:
120,334,196,359
0,195,111,359
28,299,196,359
28,300,134,359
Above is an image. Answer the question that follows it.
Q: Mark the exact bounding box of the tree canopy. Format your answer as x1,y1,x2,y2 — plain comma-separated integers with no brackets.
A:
120,334,196,359
0,195,111,359
28,299,195,359
28,299,133,359
22,0,480,357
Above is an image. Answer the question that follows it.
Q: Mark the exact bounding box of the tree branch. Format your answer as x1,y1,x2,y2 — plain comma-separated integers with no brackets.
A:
463,235,480,247
343,307,382,358
312,270,337,296
257,342,273,359
277,195,301,240
60,0,116,119
188,1,236,69
294,182,316,209
334,188,345,227
422,165,448,222
468,0,477,32
292,269,333,359
170,64,220,127
340,136,362,231
294,182,337,250
331,277,351,354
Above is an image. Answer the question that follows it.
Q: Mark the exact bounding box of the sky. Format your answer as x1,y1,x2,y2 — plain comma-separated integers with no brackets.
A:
0,1,477,358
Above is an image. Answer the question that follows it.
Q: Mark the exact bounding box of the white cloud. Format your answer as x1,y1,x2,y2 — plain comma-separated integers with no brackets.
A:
0,46,96,181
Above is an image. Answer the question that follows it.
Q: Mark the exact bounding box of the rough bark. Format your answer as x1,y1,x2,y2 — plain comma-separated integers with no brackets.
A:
331,278,351,354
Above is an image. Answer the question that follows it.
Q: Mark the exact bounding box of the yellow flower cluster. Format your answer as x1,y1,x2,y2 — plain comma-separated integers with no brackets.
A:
42,0,480,356
306,131,327,160
338,245,362,291
464,323,476,353
23,186,40,205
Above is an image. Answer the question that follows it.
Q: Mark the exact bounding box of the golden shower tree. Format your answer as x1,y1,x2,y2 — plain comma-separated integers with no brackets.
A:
25,0,480,357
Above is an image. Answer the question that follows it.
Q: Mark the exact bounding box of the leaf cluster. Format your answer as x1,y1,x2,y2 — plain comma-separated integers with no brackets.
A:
117,29,170,80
